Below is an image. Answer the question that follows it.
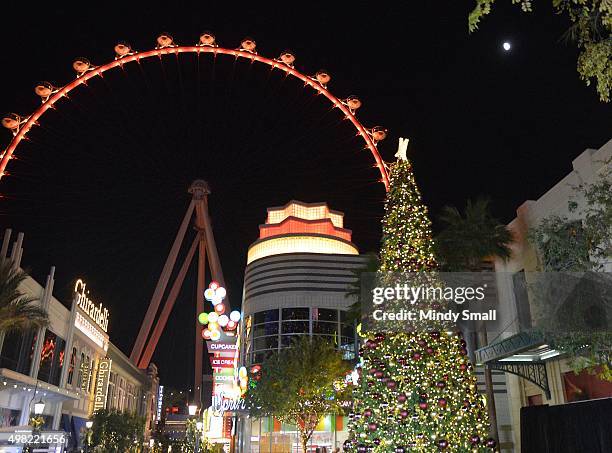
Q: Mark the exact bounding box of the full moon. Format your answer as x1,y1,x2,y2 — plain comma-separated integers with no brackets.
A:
503,42,511,51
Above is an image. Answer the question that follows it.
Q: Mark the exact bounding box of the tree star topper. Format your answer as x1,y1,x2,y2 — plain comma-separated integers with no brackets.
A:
395,137,409,161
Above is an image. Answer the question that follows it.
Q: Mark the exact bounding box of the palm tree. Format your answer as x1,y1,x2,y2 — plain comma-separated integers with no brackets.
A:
345,252,379,324
434,196,514,446
0,260,48,332
435,197,512,271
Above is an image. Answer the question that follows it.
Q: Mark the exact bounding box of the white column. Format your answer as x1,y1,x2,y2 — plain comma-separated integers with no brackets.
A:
52,296,78,430
29,267,55,379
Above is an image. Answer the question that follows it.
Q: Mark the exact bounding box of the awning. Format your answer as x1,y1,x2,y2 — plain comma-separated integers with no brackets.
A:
474,331,565,399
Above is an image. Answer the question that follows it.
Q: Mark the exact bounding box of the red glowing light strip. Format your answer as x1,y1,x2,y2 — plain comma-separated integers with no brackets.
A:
0,46,389,190
259,217,352,241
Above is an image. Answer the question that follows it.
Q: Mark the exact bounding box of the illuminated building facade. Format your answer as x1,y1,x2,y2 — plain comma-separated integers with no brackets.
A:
0,230,159,452
238,201,367,452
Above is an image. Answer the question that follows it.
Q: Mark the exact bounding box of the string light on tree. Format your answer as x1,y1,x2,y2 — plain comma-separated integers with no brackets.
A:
346,138,494,452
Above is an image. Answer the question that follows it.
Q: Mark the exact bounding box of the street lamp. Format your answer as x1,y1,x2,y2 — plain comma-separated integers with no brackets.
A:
33,399,45,415
187,404,200,453
85,421,93,453
195,421,203,453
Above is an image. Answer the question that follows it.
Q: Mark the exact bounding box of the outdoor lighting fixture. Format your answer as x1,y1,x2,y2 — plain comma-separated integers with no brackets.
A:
503,41,511,51
229,311,241,322
217,315,229,327
196,421,203,431
33,399,45,415
188,404,198,416
85,421,93,429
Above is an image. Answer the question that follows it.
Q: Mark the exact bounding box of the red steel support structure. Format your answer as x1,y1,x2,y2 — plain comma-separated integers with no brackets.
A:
130,179,226,405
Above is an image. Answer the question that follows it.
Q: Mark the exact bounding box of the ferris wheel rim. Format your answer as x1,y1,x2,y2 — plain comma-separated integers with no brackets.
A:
0,43,390,190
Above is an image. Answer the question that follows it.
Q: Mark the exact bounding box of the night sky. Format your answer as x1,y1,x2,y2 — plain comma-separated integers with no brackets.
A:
0,2,609,388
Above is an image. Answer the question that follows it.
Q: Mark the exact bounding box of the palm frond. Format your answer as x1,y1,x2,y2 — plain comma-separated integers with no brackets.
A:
0,260,48,331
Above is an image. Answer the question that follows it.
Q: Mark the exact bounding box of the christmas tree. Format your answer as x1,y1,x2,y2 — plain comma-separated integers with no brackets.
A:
346,140,494,452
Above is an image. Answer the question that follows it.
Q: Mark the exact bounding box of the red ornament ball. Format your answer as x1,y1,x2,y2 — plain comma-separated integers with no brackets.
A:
368,422,378,431
438,398,447,407
399,410,408,418
397,393,407,403
363,409,373,418
386,380,397,389
418,402,428,410
412,352,421,360
469,435,480,445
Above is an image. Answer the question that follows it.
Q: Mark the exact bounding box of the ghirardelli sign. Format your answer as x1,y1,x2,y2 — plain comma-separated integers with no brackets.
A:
93,358,112,411
74,279,110,332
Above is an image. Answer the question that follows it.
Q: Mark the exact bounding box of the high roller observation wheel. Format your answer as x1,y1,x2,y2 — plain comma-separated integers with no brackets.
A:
0,33,390,190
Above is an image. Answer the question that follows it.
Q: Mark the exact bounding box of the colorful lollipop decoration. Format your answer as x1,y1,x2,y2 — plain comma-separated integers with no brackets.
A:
199,281,241,341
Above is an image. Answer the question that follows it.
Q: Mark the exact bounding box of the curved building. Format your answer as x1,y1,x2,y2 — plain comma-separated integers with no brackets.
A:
241,200,367,366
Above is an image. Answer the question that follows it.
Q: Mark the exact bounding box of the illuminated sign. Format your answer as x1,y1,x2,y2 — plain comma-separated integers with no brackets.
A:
74,279,110,332
80,362,90,393
93,359,112,411
211,392,247,415
75,312,108,351
211,358,235,368
206,342,238,354
156,385,164,421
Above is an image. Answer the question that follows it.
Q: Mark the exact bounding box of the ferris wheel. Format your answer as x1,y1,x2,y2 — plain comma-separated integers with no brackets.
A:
1,32,390,190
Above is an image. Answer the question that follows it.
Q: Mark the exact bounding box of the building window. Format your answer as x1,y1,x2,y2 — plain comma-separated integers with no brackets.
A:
37,330,66,387
67,347,77,385
254,310,279,324
247,307,356,364
281,308,309,321
282,321,309,334
0,328,36,374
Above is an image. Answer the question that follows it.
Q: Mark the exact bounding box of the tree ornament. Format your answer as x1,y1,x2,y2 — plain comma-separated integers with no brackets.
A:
437,439,448,450
397,393,407,403
470,435,480,445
